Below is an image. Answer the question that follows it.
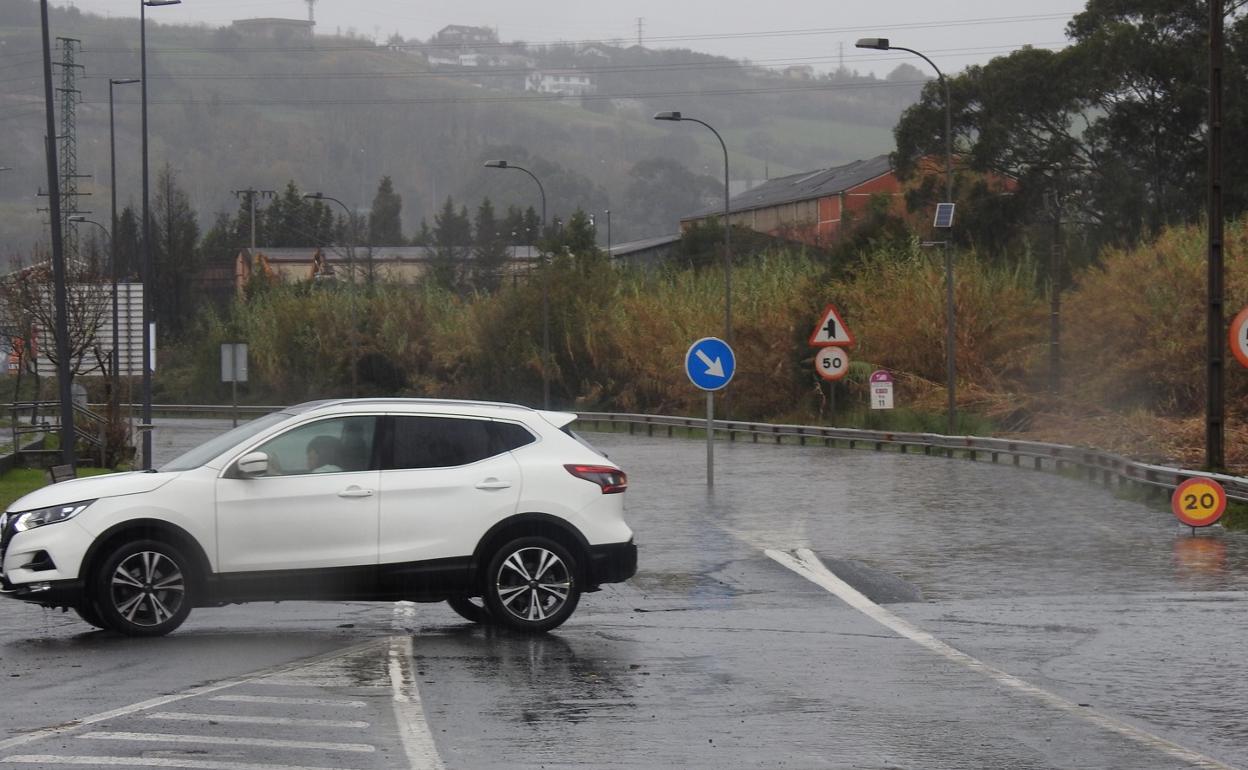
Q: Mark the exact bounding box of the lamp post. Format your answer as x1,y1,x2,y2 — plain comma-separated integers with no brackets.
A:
856,37,956,434
304,192,359,397
483,159,550,409
653,112,732,346
140,0,180,470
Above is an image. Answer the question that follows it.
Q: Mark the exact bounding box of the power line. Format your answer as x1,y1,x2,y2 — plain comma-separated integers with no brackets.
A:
18,12,1076,56
72,42,1068,84
93,77,933,109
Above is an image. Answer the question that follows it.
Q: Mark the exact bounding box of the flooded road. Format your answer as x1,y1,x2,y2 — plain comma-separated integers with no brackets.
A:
1,419,1245,768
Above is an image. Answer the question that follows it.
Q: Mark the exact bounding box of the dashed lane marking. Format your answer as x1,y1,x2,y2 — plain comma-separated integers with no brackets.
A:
80,731,376,753
767,547,1240,770
147,712,370,729
210,695,368,708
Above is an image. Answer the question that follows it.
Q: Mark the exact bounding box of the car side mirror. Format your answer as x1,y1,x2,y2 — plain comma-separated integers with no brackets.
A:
236,451,270,477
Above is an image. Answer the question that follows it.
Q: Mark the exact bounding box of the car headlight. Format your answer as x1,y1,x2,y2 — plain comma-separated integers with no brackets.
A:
13,500,95,532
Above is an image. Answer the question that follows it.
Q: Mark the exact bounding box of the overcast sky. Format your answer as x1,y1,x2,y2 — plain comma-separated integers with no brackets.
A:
57,0,1081,77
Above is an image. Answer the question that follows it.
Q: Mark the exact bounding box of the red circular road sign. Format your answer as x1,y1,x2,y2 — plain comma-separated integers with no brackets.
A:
814,348,849,381
1171,477,1227,528
1230,307,1248,369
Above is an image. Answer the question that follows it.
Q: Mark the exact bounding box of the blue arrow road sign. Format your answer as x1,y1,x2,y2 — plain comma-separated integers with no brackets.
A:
685,337,736,391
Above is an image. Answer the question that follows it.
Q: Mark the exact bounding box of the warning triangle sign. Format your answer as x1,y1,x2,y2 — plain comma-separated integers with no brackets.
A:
809,304,854,347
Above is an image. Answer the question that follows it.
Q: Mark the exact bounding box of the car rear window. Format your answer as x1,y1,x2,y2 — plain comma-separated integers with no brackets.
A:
562,426,607,458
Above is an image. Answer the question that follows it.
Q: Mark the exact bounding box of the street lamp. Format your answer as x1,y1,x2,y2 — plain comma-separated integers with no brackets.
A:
304,192,359,397
483,159,551,410
653,111,732,345
856,37,957,434
140,0,181,470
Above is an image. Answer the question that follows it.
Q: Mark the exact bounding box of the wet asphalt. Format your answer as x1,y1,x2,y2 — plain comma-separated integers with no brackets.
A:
0,418,1245,769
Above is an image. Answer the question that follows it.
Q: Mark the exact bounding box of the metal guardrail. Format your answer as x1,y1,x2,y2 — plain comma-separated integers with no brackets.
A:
21,402,1241,505
575,411,1248,505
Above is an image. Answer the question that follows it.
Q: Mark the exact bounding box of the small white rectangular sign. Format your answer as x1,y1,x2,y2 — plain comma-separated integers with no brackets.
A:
871,382,894,410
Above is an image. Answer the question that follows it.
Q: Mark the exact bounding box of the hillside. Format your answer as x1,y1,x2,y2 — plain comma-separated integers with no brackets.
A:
0,2,920,255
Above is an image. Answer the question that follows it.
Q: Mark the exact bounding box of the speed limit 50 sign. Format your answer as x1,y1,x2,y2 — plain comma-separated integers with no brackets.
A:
814,348,849,381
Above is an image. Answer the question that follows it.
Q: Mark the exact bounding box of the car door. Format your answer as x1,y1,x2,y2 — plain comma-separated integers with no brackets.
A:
378,414,527,567
215,415,381,573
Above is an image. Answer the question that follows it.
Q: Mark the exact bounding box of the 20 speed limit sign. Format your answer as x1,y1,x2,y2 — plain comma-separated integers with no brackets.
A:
1171,477,1227,528
815,348,849,381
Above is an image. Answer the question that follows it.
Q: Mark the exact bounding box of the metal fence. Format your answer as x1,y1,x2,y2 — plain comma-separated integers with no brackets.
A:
575,412,1248,505
46,403,1248,505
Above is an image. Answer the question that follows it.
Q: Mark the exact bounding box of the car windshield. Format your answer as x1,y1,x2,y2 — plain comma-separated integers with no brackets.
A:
159,412,291,472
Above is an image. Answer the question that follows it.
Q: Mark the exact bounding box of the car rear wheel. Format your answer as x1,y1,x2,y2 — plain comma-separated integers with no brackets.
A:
482,537,580,633
445,596,493,624
93,539,194,637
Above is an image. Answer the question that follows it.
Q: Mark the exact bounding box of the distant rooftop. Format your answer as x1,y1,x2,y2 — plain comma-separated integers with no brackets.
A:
682,154,893,221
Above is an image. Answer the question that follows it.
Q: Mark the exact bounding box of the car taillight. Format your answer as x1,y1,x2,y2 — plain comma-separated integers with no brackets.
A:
564,464,628,494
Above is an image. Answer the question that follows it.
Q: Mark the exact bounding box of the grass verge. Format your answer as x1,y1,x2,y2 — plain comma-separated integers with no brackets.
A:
0,467,115,511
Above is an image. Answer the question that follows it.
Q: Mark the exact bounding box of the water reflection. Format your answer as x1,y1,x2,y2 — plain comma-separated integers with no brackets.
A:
1173,533,1228,581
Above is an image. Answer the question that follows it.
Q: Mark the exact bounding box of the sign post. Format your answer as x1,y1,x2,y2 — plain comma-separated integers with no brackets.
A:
809,304,854,416
685,337,736,486
220,342,249,427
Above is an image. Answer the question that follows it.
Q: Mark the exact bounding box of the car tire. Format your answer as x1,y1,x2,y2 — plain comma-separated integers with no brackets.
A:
482,536,581,633
93,539,194,637
73,600,107,630
445,596,493,624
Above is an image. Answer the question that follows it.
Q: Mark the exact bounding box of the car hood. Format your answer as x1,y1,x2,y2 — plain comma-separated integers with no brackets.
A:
7,471,180,512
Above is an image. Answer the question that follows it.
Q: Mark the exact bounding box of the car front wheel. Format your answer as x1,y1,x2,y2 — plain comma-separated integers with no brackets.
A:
482,537,580,633
93,539,194,637
445,596,493,624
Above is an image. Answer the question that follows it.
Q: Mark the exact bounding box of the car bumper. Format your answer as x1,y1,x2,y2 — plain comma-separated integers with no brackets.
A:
585,540,637,587
0,573,85,607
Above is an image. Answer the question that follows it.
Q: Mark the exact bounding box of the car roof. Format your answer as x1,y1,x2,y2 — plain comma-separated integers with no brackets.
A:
287,398,567,423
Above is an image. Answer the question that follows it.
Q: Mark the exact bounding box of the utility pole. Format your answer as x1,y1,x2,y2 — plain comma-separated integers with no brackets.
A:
54,37,89,263
636,17,644,47
1207,0,1225,470
1047,189,1063,396
40,0,76,467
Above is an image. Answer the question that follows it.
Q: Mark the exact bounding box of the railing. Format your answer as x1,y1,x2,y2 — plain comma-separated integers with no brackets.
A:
575,412,1248,505
9,401,110,464
16,403,1241,505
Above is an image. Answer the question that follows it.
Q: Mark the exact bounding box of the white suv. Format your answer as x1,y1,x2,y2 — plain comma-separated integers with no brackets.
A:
0,399,636,636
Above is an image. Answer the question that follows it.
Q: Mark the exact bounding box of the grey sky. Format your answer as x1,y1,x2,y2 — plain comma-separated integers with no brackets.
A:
59,0,1080,77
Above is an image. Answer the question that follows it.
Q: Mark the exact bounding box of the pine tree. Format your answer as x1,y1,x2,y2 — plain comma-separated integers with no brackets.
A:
368,176,405,246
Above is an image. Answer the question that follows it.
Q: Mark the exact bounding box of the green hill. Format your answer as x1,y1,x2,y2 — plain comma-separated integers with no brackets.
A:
0,1,918,254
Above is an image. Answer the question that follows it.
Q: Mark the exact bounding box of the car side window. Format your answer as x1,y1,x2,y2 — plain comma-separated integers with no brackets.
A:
491,421,536,453
249,416,377,476
390,416,507,469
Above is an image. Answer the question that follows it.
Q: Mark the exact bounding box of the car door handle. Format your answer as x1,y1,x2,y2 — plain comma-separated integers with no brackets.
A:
475,479,513,490
337,487,374,498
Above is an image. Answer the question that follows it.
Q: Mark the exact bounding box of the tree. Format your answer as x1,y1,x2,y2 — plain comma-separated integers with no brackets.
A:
368,176,404,246
430,197,471,291
623,157,719,240
471,198,508,293
151,163,201,337
264,181,333,247
113,205,141,280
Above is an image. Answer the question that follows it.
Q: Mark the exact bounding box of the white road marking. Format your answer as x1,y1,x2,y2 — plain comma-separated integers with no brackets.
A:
388,636,445,770
79,731,376,753
0,641,383,753
210,695,367,708
768,547,1239,770
0,756,358,770
148,712,369,729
